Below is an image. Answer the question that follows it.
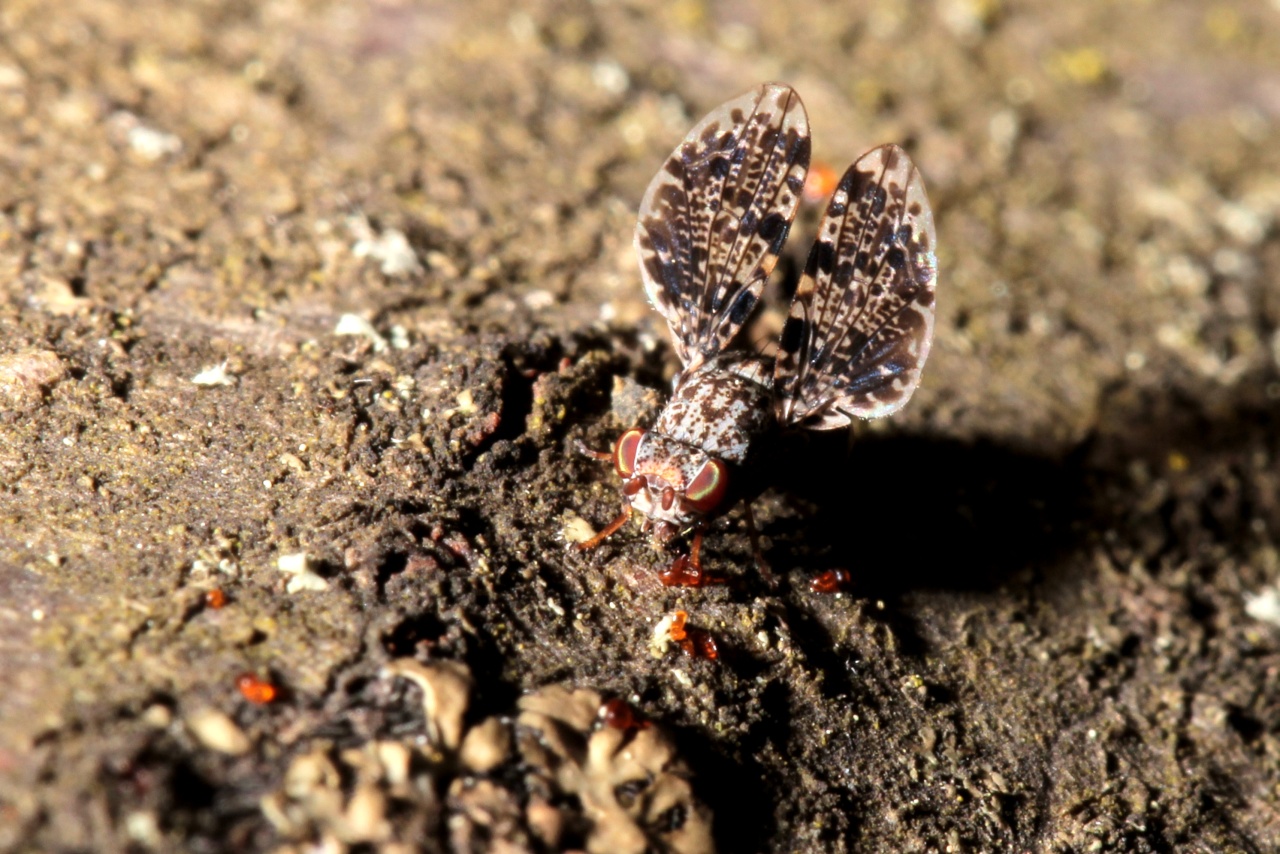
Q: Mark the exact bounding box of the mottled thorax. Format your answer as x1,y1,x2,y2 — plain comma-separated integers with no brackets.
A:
655,353,775,466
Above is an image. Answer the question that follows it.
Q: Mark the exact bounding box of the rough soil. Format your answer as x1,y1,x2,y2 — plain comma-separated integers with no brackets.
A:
3,1,1280,851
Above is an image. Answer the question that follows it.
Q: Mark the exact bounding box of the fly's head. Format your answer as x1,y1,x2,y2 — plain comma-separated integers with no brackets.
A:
611,427,730,542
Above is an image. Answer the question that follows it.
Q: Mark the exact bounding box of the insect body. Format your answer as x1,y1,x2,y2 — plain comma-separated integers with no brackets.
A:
578,83,938,585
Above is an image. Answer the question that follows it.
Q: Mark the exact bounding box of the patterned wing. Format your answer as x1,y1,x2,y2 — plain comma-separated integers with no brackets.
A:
774,144,937,428
635,83,811,369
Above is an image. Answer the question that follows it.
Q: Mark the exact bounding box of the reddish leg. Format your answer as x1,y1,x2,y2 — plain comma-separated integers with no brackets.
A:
573,437,631,552
659,528,724,587
575,505,632,552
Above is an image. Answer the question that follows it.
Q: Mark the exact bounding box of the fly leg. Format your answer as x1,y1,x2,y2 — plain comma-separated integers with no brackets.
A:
575,505,632,552
659,527,724,587
572,438,627,552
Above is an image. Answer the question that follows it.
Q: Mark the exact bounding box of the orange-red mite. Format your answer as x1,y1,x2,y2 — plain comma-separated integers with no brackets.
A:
204,588,228,609
236,673,278,705
809,568,853,594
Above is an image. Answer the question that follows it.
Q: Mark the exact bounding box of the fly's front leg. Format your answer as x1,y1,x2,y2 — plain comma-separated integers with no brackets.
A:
572,436,630,552
658,527,725,587
575,505,632,552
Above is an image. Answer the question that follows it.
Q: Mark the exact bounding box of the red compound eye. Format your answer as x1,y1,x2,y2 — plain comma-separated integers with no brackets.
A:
683,459,728,514
614,428,644,478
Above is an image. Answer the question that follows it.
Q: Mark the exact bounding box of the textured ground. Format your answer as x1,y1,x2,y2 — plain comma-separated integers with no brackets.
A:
3,1,1280,851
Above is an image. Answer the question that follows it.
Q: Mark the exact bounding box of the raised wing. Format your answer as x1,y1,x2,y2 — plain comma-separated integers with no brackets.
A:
774,144,937,428
635,83,811,369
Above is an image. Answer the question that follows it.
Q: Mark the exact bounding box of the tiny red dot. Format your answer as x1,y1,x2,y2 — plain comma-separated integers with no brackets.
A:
236,673,278,705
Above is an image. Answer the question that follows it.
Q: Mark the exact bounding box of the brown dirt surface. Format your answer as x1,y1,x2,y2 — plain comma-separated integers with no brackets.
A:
3,1,1280,851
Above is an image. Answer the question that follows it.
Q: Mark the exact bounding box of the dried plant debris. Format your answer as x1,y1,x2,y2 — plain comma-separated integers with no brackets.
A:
349,215,424,278
262,661,712,853
277,552,329,594
191,360,237,386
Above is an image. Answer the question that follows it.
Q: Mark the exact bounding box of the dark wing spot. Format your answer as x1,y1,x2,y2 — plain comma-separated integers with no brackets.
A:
885,246,906,270
728,290,757,325
779,315,806,353
791,135,812,163
835,260,855,284
708,156,731,179
758,212,790,253
740,208,759,235
866,184,887,216
828,199,846,216
837,169,859,197
806,241,836,276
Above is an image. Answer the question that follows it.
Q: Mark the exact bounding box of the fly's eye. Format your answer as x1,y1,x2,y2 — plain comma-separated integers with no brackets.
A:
614,428,644,478
683,459,728,514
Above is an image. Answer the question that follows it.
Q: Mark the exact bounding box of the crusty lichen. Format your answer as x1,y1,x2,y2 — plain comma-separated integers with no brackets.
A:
259,662,712,853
